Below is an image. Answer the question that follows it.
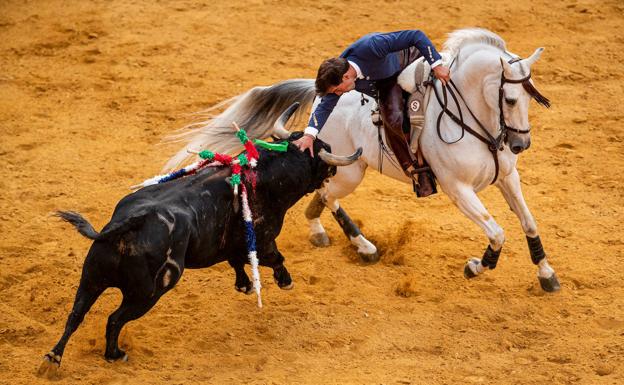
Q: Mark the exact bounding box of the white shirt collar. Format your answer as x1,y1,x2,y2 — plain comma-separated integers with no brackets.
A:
348,60,364,79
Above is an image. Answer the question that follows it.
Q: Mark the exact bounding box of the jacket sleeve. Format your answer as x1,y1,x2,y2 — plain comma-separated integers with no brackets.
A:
305,93,340,137
368,30,442,65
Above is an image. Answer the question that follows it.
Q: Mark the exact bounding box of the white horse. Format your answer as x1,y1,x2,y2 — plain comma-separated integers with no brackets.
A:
164,28,560,292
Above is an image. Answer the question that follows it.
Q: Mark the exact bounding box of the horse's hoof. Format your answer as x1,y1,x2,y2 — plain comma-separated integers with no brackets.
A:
37,353,61,379
538,273,561,292
235,285,253,295
463,258,481,279
359,251,379,264
309,232,330,247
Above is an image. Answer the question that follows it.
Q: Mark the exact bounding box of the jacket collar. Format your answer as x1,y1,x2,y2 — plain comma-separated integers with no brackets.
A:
348,60,364,79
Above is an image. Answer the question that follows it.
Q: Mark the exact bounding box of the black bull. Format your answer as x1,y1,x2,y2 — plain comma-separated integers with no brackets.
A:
39,129,361,371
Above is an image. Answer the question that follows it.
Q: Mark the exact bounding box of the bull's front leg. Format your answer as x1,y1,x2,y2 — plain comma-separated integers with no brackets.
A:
228,259,253,295
496,170,560,292
262,241,293,290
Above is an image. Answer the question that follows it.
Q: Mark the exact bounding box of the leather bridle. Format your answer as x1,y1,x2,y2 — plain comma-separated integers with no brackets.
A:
432,56,550,184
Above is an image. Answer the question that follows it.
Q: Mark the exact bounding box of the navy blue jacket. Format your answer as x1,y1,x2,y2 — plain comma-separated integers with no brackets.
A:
306,30,442,136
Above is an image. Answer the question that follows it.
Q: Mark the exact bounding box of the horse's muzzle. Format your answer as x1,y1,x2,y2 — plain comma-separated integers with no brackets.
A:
509,137,530,154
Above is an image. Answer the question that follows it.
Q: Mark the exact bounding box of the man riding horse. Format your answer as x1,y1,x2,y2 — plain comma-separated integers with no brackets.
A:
294,30,451,196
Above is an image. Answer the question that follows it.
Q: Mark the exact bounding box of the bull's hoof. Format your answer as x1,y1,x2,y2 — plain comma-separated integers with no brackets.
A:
279,281,294,290
105,350,128,363
538,273,561,292
235,284,253,295
37,352,61,379
359,251,379,264
309,232,330,247
273,276,294,290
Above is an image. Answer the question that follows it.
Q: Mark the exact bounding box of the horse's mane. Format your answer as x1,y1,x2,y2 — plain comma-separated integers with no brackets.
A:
442,28,507,59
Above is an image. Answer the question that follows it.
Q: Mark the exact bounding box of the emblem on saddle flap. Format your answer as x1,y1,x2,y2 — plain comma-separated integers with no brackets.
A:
405,57,431,155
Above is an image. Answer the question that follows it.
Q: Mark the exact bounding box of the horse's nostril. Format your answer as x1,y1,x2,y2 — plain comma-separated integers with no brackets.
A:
511,146,523,154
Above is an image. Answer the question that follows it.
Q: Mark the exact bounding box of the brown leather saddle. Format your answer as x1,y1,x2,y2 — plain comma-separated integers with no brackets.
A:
385,48,437,197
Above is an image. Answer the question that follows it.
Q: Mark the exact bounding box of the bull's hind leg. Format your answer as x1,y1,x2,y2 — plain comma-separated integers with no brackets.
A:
445,185,506,279
496,170,560,292
38,283,104,377
105,239,186,361
104,296,160,361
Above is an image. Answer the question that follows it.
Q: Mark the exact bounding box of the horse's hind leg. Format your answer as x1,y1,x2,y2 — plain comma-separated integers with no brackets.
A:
445,185,506,278
326,195,378,263
306,191,331,247
496,170,560,292
306,167,378,263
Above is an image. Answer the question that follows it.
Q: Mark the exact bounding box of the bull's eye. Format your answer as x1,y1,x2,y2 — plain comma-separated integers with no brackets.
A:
505,97,517,106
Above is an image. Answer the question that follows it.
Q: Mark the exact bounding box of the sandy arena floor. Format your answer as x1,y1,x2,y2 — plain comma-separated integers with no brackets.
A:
1,0,623,384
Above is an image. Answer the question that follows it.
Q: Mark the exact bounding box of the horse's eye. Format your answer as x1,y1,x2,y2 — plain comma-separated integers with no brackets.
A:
505,97,517,106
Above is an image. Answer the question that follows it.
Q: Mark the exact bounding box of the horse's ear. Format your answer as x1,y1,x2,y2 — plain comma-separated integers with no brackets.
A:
524,47,544,67
499,57,514,78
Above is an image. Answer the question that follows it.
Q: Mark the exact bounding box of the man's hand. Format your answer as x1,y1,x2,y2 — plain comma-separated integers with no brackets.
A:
433,65,451,86
293,134,315,157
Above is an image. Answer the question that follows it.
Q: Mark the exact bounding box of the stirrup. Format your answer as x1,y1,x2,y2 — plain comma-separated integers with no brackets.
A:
406,163,431,178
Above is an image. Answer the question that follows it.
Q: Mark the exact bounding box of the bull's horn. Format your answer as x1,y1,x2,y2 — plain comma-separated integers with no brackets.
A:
272,102,300,139
318,147,363,166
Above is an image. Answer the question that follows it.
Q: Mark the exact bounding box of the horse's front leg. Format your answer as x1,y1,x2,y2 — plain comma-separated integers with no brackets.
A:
496,169,560,292
445,184,506,278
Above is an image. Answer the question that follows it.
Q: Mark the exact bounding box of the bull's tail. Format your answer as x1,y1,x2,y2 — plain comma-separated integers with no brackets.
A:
55,211,100,240
162,78,317,172
56,210,149,241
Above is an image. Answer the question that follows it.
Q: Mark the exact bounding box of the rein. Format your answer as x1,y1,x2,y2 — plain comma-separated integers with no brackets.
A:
432,56,548,184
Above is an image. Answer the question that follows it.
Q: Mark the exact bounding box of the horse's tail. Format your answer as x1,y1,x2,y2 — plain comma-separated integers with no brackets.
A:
162,79,316,172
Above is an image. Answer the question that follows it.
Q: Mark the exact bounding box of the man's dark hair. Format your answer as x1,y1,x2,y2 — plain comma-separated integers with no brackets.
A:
315,57,349,96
